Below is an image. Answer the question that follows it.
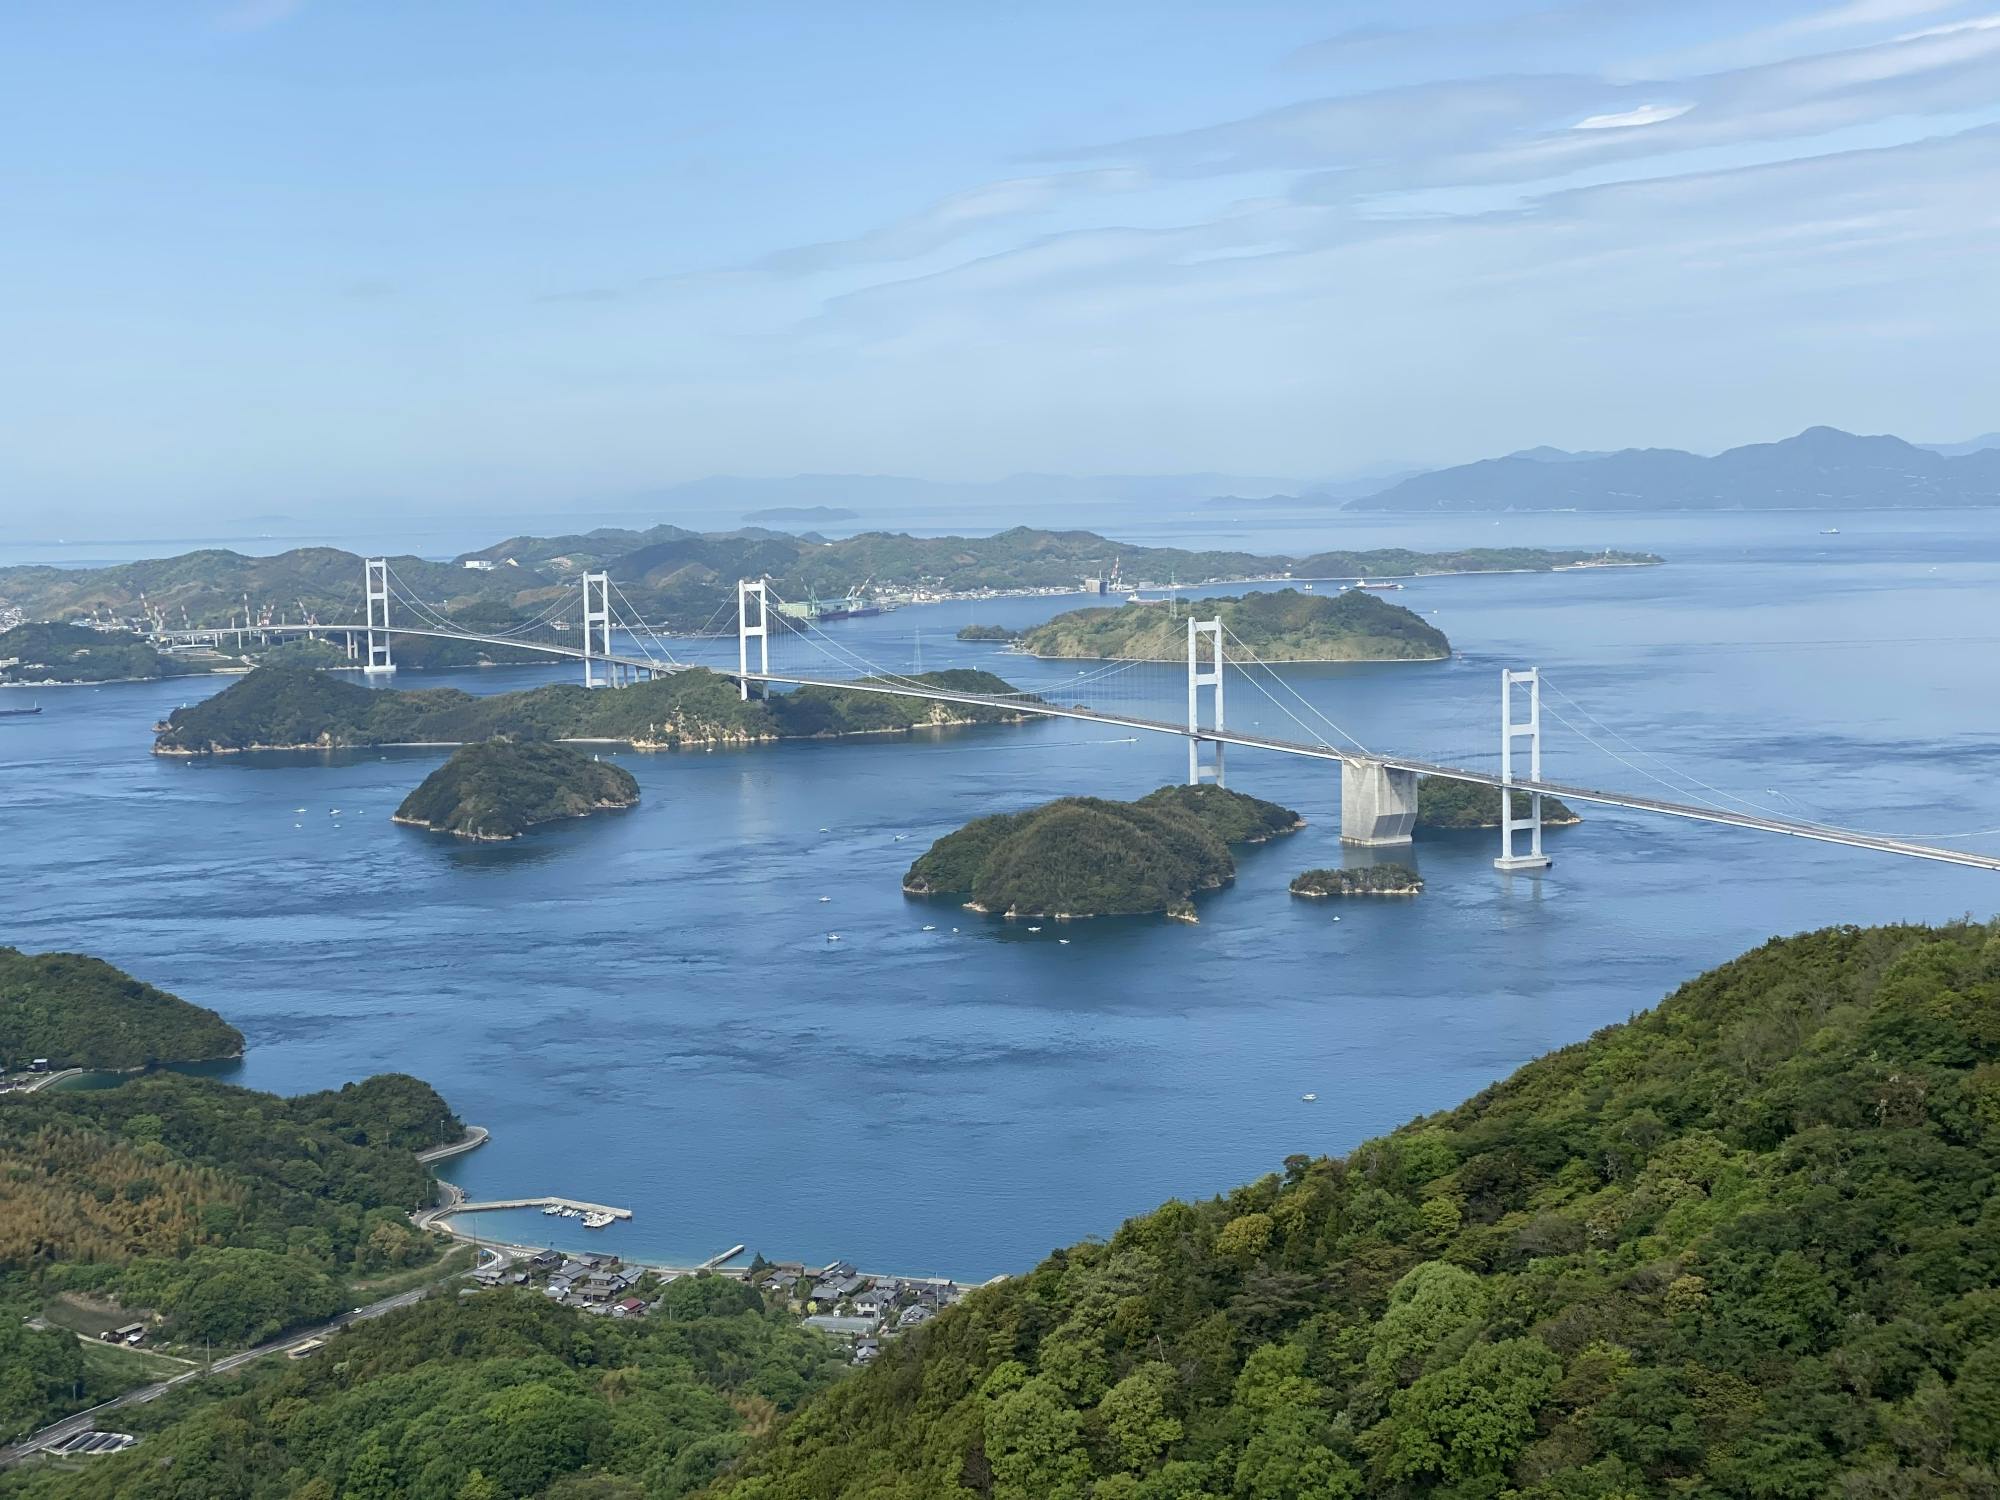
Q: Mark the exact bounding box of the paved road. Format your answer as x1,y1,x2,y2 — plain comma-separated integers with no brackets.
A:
0,1286,437,1467
415,1124,489,1164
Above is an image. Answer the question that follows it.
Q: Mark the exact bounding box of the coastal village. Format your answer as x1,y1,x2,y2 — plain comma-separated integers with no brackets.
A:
470,1245,971,1366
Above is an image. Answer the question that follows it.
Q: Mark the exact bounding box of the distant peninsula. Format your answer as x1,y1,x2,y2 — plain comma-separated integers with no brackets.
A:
1019,588,1448,662
1417,775,1581,830
903,783,1301,921
0,622,198,685
1291,864,1423,897
0,947,243,1072
392,740,640,841
153,665,1032,755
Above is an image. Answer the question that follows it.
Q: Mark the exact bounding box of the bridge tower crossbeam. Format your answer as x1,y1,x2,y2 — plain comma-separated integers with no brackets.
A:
1186,615,1224,787
1496,666,1550,871
582,572,614,688
363,558,394,674
737,579,769,701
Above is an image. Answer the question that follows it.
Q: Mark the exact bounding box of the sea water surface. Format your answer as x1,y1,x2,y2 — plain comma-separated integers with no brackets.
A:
4,509,1999,1279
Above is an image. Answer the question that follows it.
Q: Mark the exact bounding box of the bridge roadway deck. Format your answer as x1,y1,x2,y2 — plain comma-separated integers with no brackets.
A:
158,625,2000,873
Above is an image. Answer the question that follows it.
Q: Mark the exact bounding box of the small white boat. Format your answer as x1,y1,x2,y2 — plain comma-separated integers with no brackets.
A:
1027,925,1041,933
818,896,831,903
1820,527,1840,535
1301,1093,1317,1102
329,809,341,815
294,807,306,814
894,834,908,842
921,924,936,932
542,1204,561,1216
818,826,830,832
1058,938,1070,945
827,933,842,942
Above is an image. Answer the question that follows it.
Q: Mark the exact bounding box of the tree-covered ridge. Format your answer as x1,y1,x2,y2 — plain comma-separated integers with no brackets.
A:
957,624,1021,641
711,922,2000,1499
1018,590,1449,663
1291,864,1423,896
904,785,1302,920
0,948,243,1071
393,740,641,840
0,622,195,684
153,666,1031,754
0,527,1659,635
3,1282,847,1500
1417,776,1580,830
0,1071,458,1343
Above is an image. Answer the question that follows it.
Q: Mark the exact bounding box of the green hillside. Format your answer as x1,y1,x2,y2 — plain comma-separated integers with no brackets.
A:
0,948,243,1071
1418,776,1580,830
905,784,1301,919
709,922,2000,1498
393,740,641,840
153,665,1031,754
1291,863,1423,896
0,622,195,684
1018,590,1449,662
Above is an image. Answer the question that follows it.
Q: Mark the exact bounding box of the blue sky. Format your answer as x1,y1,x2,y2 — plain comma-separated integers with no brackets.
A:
3,1,1998,524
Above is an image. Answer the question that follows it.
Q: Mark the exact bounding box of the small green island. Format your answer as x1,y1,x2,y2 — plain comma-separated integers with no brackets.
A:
0,947,243,1073
955,623,1020,642
1417,774,1580,830
0,621,199,685
1290,863,1424,897
904,783,1301,921
153,664,1033,755
1017,588,1448,662
392,740,641,841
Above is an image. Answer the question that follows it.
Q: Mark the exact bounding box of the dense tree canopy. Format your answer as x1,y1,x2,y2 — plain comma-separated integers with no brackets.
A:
155,667,1031,754
0,622,194,684
0,947,242,1071
711,922,2000,1498
1417,777,1580,831
1019,589,1449,663
394,740,641,840
904,785,1301,919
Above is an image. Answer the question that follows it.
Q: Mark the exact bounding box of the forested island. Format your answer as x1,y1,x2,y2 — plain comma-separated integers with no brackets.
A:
0,622,196,685
1418,774,1581,829
153,665,1031,755
904,784,1301,920
1290,863,1423,897
955,623,1020,641
0,527,1659,637
392,740,641,840
1019,588,1449,662
0,948,242,1072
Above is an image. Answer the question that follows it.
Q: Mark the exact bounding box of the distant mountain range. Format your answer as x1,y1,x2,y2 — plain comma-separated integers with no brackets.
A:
1349,426,2000,512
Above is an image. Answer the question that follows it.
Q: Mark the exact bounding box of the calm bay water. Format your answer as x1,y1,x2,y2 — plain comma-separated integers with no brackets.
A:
5,509,1999,1279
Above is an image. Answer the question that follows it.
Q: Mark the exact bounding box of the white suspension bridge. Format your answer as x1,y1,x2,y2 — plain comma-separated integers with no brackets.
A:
151,558,2000,874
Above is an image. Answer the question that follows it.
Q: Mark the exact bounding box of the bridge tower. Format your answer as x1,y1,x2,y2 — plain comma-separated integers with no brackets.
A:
1186,616,1224,786
1496,667,1551,871
363,559,394,674
736,579,769,701
582,572,614,688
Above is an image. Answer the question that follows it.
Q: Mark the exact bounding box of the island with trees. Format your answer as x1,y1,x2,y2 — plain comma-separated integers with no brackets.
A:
0,947,243,1072
1018,588,1449,662
1290,863,1424,897
955,623,1020,642
705,920,2000,1498
152,664,1033,755
904,783,1302,920
0,621,199,685
1417,774,1581,829
392,740,641,840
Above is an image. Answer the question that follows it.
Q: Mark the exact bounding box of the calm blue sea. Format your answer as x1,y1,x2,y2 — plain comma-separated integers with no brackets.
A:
4,508,1998,1279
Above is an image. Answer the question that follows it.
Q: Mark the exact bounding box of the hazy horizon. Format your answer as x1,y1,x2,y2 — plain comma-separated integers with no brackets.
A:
4,2,1998,532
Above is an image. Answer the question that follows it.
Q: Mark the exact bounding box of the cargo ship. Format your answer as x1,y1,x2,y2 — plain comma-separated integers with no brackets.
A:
0,704,42,717
777,582,889,625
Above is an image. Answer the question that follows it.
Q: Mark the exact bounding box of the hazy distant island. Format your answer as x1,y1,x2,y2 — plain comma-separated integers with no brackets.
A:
1353,426,2000,512
153,665,1032,755
0,947,243,1072
955,623,1020,642
1020,588,1449,662
904,783,1302,921
1290,864,1423,897
0,527,1658,638
392,740,641,841
0,621,199,685
740,504,860,524
1418,775,1581,829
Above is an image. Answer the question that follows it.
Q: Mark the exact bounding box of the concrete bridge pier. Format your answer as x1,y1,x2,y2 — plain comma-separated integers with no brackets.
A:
1340,760,1418,845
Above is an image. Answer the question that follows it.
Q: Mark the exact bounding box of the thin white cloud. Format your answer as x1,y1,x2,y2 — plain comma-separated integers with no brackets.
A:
1574,103,1695,129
